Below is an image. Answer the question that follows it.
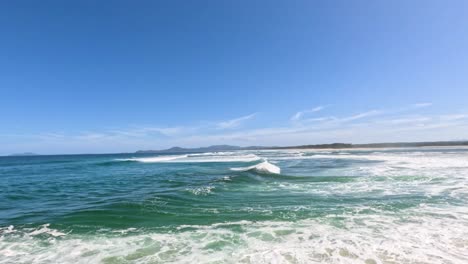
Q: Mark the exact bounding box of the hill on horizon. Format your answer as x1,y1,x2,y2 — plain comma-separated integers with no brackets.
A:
135,141,468,154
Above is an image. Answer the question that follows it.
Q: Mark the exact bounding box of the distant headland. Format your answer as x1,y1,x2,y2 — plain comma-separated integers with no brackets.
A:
136,141,468,154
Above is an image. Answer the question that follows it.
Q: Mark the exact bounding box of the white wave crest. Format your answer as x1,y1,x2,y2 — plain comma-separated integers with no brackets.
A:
231,160,281,174
117,153,261,163
0,224,66,239
117,155,189,163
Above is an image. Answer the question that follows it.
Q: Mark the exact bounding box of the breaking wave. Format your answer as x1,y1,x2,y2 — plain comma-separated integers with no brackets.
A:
116,155,189,163
230,160,281,174
116,153,261,163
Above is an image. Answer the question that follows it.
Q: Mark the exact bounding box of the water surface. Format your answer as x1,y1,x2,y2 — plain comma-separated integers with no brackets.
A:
1,148,467,263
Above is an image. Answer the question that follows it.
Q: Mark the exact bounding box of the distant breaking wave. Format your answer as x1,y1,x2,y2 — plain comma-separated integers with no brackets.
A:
116,155,188,163
115,153,282,174
116,153,261,163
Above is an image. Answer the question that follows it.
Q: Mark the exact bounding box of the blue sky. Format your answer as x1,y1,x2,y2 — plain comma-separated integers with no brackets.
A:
1,1,468,154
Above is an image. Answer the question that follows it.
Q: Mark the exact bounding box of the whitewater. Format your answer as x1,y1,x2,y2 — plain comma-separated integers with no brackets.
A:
1,147,468,263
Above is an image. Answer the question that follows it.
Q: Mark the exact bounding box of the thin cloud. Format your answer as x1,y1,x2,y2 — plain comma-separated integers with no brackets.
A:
291,112,303,121
217,113,257,129
311,106,325,112
76,133,108,140
304,116,336,123
341,110,381,122
111,126,196,138
37,132,67,139
139,127,185,137
440,114,467,121
291,106,325,121
5,105,468,155
412,102,432,108
196,112,468,146
377,116,431,125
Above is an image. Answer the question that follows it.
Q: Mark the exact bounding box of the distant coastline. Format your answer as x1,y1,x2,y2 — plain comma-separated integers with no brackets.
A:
8,152,40,157
6,141,468,157
136,140,468,154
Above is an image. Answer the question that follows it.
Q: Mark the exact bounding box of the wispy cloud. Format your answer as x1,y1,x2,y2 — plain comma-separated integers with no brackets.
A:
299,110,381,125
136,127,186,137
341,110,381,122
411,102,432,108
311,106,325,112
3,105,468,155
110,126,195,138
291,106,325,121
440,114,467,121
376,116,431,125
217,113,257,129
290,112,302,121
304,117,336,122
187,112,468,146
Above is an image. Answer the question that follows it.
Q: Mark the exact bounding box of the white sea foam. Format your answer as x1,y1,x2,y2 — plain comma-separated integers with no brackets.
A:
116,155,189,163
1,206,467,264
27,224,66,237
117,153,261,163
180,154,261,163
312,153,468,169
186,186,215,196
259,148,468,178
187,152,236,157
231,161,281,174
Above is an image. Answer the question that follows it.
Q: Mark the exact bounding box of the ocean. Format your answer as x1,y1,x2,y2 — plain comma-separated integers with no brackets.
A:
1,147,467,263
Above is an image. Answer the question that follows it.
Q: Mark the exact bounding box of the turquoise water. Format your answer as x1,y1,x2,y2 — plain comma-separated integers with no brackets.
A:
1,148,467,263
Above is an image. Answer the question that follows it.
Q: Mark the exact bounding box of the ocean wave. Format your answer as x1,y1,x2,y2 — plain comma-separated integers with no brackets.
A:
115,153,261,163
0,224,66,238
115,155,189,163
230,160,281,174
269,152,468,168
1,208,467,264
187,152,236,157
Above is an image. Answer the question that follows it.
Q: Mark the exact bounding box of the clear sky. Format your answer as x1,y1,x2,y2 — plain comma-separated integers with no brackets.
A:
1,1,468,154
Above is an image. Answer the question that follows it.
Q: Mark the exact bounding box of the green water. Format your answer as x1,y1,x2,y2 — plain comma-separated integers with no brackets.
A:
1,148,467,263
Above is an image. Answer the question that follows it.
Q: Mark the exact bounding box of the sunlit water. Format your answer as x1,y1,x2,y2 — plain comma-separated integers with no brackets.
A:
1,147,467,263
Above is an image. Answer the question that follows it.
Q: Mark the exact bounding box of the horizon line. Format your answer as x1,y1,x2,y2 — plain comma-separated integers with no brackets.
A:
3,139,468,157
